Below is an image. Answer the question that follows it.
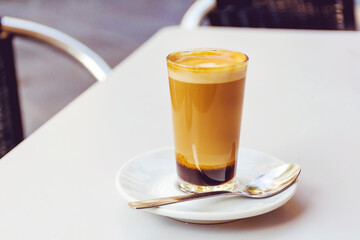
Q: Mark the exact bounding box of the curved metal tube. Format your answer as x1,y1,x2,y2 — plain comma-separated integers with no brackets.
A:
1,16,111,82
180,0,216,29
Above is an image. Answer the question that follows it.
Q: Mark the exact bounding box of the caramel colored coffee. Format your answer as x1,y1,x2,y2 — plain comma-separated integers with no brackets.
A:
167,49,248,191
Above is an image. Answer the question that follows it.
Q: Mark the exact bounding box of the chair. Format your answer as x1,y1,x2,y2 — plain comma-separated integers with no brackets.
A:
0,16,111,158
181,0,359,30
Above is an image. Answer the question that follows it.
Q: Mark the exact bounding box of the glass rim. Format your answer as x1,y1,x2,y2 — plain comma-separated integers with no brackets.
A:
166,48,249,71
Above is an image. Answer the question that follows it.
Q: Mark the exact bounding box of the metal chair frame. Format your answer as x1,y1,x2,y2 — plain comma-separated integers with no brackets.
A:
181,0,216,29
0,16,112,158
181,0,360,30
1,16,111,82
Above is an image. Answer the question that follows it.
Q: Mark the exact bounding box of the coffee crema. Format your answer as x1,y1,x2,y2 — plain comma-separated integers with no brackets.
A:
167,49,248,187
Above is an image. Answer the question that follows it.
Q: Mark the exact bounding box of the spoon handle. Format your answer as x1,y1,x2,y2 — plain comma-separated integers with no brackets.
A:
128,190,233,209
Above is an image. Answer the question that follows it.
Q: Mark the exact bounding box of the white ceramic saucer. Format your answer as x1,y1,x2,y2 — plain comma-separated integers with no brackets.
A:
115,147,297,224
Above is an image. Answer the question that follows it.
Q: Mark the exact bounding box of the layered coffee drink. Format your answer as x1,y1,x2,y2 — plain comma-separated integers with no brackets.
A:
166,49,248,193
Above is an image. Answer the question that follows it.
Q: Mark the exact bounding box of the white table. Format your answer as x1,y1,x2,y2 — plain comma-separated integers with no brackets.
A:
1,26,360,239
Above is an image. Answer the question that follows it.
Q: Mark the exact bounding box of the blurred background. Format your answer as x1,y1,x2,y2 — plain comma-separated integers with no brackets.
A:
0,0,193,136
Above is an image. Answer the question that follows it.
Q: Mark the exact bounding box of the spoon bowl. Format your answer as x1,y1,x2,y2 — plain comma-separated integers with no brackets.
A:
129,163,301,209
241,163,301,198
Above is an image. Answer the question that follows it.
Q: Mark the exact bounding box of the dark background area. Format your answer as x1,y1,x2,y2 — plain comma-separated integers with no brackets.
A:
0,0,193,135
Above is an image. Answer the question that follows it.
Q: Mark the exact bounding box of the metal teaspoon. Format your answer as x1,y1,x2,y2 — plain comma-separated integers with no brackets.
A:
129,163,301,209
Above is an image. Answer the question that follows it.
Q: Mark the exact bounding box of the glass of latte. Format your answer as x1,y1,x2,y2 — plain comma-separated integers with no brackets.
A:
166,49,249,193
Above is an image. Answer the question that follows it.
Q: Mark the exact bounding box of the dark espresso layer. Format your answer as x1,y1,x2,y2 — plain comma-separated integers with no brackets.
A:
176,161,235,186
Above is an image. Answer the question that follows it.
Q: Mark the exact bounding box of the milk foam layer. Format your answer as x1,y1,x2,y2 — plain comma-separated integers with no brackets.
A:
167,49,248,84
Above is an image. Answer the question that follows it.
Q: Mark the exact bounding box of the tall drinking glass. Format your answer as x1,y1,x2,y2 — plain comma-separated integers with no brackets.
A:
167,49,249,193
